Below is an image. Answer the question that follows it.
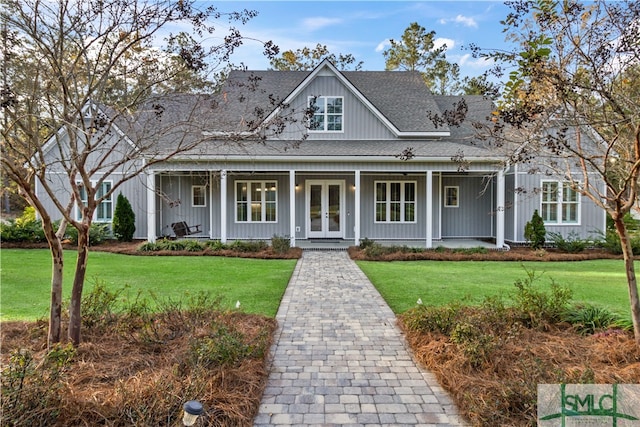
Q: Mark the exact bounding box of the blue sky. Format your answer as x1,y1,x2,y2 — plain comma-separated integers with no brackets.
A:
216,1,516,79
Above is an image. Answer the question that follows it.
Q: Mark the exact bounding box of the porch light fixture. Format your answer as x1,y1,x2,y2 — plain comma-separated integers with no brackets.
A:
182,400,204,426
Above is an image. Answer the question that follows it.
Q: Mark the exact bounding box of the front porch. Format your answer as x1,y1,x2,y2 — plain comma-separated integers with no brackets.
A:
147,167,508,249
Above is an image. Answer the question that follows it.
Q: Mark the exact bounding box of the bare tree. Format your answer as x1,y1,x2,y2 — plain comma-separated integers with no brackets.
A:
478,0,640,344
0,0,291,346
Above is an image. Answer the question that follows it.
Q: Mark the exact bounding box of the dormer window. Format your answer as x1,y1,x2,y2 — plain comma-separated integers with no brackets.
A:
309,96,343,132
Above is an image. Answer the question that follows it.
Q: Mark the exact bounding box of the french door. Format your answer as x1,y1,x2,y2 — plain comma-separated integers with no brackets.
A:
306,180,344,238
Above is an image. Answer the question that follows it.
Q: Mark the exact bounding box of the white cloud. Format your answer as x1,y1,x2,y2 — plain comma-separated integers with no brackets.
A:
375,39,390,53
458,53,494,68
301,17,343,32
434,37,455,51
440,14,479,29
454,15,478,28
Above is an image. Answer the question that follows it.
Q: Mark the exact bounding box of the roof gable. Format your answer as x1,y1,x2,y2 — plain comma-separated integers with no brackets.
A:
261,59,450,138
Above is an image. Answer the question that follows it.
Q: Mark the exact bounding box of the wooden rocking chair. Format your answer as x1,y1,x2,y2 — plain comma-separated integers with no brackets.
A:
171,221,202,237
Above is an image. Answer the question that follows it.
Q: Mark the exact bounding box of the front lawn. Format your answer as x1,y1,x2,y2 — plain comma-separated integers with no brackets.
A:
0,249,297,320
357,259,633,319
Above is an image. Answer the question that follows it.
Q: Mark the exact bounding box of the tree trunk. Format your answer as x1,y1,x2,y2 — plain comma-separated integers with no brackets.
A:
613,217,640,346
42,219,64,347
67,225,90,346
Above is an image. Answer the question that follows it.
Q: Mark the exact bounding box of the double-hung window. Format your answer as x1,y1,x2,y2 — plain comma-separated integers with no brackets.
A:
236,181,277,223
309,96,343,132
541,180,579,224
77,181,113,222
375,181,416,223
192,185,206,207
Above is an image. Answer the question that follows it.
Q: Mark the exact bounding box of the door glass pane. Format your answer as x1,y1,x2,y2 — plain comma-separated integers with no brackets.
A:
310,184,322,232
328,184,340,232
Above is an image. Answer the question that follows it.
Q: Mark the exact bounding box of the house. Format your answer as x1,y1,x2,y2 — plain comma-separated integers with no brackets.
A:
37,59,606,248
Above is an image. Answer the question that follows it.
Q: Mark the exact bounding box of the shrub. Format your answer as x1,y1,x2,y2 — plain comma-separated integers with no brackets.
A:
359,237,375,249
204,240,226,251
1,344,75,426
0,207,47,243
563,304,628,335
450,321,495,367
229,240,268,252
524,209,546,249
65,223,111,245
512,268,572,328
81,279,124,329
188,324,269,368
548,231,587,253
452,246,488,255
271,235,291,254
402,303,462,335
137,241,160,252
112,193,136,242
593,229,640,255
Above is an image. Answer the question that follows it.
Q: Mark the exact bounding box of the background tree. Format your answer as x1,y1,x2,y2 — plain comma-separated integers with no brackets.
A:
1,0,286,346
270,43,363,71
383,22,459,95
112,193,135,242
478,0,640,344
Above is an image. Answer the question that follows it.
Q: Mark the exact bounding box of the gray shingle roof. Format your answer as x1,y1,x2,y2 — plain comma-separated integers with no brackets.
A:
131,65,500,161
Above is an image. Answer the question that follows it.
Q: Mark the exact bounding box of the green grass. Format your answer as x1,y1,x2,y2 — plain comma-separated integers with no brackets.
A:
357,259,634,319
0,249,297,321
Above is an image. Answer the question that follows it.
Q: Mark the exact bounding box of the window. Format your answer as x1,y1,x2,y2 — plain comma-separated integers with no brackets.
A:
192,185,206,207
541,180,579,224
309,96,343,132
236,181,277,223
445,186,459,207
375,181,416,223
77,181,113,222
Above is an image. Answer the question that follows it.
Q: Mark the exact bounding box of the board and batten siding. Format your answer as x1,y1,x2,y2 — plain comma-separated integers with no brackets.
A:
291,76,396,141
156,173,211,238
225,174,291,240
510,172,607,243
440,175,495,238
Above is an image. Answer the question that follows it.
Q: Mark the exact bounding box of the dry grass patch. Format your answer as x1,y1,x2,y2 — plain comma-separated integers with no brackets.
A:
1,307,276,426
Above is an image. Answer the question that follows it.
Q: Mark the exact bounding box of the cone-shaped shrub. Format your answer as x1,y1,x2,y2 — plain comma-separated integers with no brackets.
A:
524,209,546,249
113,193,135,241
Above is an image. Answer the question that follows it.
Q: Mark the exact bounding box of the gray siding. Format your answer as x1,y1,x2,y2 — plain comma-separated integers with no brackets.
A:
226,174,291,240
157,173,211,238
292,75,396,141
441,175,494,238
359,174,427,240
510,172,606,243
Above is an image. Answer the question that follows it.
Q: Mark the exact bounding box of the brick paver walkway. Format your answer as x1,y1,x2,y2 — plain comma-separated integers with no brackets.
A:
253,251,467,426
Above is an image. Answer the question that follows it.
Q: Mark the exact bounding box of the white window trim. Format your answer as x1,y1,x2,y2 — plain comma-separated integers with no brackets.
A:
444,186,459,208
192,185,207,208
308,96,344,133
76,180,113,222
540,180,581,225
374,180,417,223
235,180,278,223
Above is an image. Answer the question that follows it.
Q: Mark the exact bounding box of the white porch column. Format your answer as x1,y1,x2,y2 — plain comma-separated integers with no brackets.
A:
426,170,433,248
289,170,296,247
220,170,227,244
146,171,156,243
209,170,214,239
496,169,505,248
354,170,361,246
